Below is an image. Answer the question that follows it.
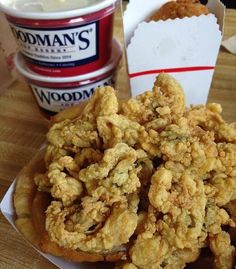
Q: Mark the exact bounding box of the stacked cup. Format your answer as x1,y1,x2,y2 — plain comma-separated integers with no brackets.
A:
0,0,122,117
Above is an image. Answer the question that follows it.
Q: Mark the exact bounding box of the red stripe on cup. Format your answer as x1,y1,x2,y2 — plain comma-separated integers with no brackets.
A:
129,66,215,78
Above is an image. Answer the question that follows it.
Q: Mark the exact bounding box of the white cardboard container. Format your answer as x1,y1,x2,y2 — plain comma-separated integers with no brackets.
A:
123,0,225,105
0,174,112,269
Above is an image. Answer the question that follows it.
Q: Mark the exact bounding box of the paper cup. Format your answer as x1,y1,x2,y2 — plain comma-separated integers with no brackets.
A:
0,0,119,77
15,39,122,118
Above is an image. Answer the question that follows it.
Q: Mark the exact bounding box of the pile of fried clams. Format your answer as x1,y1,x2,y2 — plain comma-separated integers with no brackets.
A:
23,74,236,268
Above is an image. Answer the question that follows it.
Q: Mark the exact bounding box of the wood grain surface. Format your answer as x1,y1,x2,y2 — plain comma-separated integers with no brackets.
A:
0,6,236,269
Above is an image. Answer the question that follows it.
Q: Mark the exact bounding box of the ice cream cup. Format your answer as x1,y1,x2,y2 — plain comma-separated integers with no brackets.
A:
0,0,120,77
14,39,122,118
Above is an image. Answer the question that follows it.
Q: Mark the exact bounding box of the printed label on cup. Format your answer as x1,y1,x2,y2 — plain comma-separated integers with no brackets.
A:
30,76,114,113
10,21,99,68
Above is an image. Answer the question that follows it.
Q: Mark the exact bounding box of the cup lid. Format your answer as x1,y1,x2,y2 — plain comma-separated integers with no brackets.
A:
15,38,122,84
0,0,118,20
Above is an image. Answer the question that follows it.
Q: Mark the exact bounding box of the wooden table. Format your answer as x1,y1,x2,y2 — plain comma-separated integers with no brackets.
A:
0,7,236,269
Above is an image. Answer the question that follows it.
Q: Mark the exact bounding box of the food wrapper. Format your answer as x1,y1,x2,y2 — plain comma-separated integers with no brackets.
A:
123,0,225,105
0,11,18,92
0,153,112,269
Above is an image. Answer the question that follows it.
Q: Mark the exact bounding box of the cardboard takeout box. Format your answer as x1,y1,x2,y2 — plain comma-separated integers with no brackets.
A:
123,0,225,105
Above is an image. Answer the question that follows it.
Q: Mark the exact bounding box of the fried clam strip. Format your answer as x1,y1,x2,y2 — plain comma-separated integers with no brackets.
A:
47,156,83,206
202,142,236,269
209,232,235,269
150,166,207,250
79,143,141,203
44,144,69,168
45,200,138,254
206,206,235,269
74,147,103,168
46,118,101,151
35,147,103,193
159,118,218,173
205,204,235,269
122,74,185,156
224,199,236,246
134,74,185,157
116,245,201,269
81,85,119,120
205,143,236,207
46,86,119,150
97,114,144,148
122,74,185,124
205,204,235,235
186,103,236,143
129,207,202,269
128,208,170,269
34,145,70,192
35,156,83,206
64,196,110,234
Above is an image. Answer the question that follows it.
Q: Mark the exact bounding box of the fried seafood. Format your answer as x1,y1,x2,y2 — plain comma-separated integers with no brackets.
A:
46,201,138,253
186,103,236,143
122,73,185,124
150,0,209,21
97,114,143,148
209,232,235,269
13,75,236,268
